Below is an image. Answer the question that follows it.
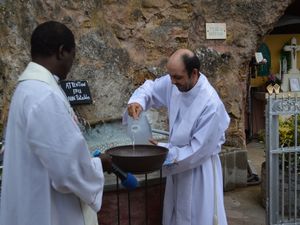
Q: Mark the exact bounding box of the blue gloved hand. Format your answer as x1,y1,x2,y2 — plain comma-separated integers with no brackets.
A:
91,148,101,157
91,148,138,191
163,151,176,166
163,158,175,166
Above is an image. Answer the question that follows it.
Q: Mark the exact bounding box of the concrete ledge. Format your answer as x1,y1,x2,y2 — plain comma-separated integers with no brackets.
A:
220,147,248,191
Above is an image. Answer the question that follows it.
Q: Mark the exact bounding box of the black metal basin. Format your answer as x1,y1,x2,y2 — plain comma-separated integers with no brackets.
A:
106,145,168,174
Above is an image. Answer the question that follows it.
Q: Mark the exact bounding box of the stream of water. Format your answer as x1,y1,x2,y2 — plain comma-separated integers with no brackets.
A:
82,120,167,153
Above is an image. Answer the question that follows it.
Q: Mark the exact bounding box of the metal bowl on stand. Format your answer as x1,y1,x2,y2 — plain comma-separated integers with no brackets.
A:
106,145,168,174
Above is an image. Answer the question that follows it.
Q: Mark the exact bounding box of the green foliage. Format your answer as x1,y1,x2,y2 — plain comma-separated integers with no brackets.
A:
279,115,300,147
278,115,300,173
257,129,265,143
258,116,300,173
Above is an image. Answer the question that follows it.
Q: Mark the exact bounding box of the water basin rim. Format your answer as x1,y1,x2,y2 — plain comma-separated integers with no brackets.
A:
105,144,168,157
105,144,168,150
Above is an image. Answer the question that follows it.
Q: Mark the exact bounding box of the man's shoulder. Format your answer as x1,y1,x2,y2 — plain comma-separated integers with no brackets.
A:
15,80,59,106
154,74,171,83
18,79,52,91
154,74,173,91
142,74,172,92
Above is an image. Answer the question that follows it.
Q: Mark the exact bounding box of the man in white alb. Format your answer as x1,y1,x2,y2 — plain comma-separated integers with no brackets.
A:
127,49,230,225
0,21,112,225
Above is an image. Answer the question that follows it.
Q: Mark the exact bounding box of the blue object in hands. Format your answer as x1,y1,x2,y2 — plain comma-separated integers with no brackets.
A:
110,163,138,191
91,149,138,191
163,158,174,166
91,149,102,157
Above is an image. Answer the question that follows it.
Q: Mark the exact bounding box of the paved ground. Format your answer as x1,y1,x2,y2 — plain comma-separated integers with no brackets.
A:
224,141,266,225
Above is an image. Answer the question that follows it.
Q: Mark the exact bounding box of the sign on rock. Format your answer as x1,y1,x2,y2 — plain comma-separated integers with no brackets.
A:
60,80,93,105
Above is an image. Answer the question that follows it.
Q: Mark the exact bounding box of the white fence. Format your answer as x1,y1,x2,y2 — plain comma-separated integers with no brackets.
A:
266,93,300,225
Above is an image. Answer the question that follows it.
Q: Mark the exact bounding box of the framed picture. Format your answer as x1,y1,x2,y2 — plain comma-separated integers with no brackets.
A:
289,78,300,91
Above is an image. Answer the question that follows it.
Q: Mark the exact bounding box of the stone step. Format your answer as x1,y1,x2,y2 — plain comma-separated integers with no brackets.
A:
220,147,248,191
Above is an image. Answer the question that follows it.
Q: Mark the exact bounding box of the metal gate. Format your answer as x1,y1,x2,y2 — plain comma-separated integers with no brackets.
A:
266,93,300,225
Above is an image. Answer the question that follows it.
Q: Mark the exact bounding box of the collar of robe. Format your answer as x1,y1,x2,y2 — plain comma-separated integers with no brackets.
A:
18,62,60,90
18,62,76,117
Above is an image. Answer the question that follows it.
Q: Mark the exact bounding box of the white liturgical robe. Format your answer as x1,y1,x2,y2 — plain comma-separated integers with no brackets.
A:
0,62,104,225
128,74,230,225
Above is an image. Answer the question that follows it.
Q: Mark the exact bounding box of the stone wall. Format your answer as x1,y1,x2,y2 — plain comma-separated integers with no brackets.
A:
0,0,294,148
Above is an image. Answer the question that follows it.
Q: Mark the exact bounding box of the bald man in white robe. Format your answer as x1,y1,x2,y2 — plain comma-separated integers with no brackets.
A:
127,49,230,225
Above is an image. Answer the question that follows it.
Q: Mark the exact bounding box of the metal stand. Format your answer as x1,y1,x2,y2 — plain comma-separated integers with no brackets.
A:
144,173,148,225
116,176,120,225
115,170,164,225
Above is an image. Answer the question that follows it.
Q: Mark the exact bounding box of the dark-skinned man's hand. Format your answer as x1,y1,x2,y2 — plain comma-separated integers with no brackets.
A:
99,153,112,173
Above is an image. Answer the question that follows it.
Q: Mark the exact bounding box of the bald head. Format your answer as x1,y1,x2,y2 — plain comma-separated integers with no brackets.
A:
167,49,200,92
167,49,200,78
168,49,194,65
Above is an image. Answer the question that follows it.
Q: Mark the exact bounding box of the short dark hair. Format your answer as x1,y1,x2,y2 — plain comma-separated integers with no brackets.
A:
31,21,75,58
181,53,200,77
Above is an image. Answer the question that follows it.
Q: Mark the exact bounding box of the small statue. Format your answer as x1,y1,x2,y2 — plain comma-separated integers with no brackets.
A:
283,37,300,74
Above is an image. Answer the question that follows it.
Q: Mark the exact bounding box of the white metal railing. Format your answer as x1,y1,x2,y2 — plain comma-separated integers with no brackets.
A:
266,93,300,225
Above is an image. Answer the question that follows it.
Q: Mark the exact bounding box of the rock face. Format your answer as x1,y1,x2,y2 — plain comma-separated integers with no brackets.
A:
0,0,293,147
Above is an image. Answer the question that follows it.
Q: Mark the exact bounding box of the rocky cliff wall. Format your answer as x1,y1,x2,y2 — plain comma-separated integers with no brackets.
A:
0,0,293,147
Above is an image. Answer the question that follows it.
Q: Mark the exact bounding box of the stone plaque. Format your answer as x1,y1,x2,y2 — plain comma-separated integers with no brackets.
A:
206,23,226,39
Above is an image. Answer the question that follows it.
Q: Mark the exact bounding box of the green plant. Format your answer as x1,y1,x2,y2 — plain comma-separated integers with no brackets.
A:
278,115,300,173
259,115,300,173
278,115,300,147
257,129,265,143
260,115,300,147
